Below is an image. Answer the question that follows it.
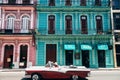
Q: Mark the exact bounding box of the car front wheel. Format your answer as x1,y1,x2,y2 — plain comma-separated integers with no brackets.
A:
71,75,79,80
31,74,42,80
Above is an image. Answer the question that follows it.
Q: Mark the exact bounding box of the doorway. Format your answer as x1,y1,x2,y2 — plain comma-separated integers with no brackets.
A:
98,50,106,67
65,50,73,65
46,44,56,63
3,45,14,68
82,50,90,68
19,45,28,68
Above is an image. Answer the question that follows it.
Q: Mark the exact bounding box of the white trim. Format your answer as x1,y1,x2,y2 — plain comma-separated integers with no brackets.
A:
31,10,34,29
2,10,5,29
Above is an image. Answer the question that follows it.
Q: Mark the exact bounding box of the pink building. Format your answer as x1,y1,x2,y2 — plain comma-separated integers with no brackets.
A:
0,0,36,69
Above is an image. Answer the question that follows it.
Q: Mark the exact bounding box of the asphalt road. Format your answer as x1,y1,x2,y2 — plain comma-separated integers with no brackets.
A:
0,70,120,80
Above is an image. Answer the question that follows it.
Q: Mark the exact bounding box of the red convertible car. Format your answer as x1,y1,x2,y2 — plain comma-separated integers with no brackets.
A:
25,61,90,80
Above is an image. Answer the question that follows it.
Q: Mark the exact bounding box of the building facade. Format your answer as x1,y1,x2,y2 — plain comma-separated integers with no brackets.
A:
112,0,120,67
0,0,36,68
36,0,114,68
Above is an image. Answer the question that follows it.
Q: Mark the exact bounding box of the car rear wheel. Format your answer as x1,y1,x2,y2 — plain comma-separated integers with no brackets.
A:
31,74,42,80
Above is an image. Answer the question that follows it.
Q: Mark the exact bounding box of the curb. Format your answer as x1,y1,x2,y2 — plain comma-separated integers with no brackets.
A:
1,68,120,72
90,68,120,71
0,69,25,72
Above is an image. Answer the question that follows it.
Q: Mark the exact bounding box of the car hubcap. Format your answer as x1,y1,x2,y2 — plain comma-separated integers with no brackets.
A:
32,74,39,80
72,75,78,80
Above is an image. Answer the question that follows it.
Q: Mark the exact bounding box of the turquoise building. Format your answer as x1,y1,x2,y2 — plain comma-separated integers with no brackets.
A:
36,0,114,68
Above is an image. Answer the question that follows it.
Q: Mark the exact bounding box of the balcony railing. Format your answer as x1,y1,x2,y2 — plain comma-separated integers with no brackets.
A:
0,29,34,35
0,1,35,5
36,29,112,35
37,1,110,7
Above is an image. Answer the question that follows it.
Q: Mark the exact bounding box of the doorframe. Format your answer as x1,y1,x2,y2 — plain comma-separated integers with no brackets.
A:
81,50,90,68
18,43,29,68
65,50,74,65
2,44,15,68
97,50,106,67
46,44,57,63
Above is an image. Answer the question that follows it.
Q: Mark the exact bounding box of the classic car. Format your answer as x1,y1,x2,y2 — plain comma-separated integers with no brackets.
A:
25,61,90,80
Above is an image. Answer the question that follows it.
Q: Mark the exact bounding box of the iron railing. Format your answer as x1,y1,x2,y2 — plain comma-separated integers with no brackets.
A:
37,1,110,7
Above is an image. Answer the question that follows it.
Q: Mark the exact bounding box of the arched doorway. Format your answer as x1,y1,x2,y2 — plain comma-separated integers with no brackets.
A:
19,45,28,68
3,45,14,68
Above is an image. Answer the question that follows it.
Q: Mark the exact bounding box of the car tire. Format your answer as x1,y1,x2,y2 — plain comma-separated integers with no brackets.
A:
71,75,79,80
31,74,42,80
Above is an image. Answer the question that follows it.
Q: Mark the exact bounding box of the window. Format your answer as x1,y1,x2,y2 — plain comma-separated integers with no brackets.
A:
7,16,15,29
23,0,30,4
113,13,120,30
65,0,71,6
65,15,72,34
96,15,103,34
48,15,55,34
112,0,120,9
49,0,55,6
21,16,30,30
80,0,86,6
0,0,2,3
8,0,16,4
95,0,101,6
81,15,88,34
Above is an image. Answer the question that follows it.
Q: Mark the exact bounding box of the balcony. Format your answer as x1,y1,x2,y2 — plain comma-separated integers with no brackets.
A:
0,29,34,35
37,1,110,12
36,28,112,36
0,0,35,6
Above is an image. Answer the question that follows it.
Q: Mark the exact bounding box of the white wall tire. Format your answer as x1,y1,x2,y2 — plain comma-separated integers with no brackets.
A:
31,74,41,80
71,75,79,80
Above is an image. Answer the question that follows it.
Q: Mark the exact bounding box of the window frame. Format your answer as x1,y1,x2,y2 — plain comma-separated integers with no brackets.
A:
96,15,103,34
21,16,30,30
48,15,55,34
95,0,101,6
81,15,88,34
80,0,86,6
7,15,15,30
65,15,72,34
65,0,72,6
49,0,55,6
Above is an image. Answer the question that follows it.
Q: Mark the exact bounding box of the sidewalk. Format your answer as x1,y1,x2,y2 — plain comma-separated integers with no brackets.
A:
91,68,120,71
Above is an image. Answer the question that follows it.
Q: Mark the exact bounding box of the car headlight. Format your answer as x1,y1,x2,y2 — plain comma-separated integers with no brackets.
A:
87,72,91,77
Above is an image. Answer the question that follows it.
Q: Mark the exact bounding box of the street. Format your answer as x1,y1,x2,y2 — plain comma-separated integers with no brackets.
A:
0,70,120,80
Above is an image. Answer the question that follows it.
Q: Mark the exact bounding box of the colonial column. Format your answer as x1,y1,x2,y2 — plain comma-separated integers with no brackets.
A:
0,7,1,29
60,11,62,30
2,9,5,29
0,40,2,68
110,2,117,67
75,12,78,30
60,38,63,65
31,9,34,29
14,40,19,68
